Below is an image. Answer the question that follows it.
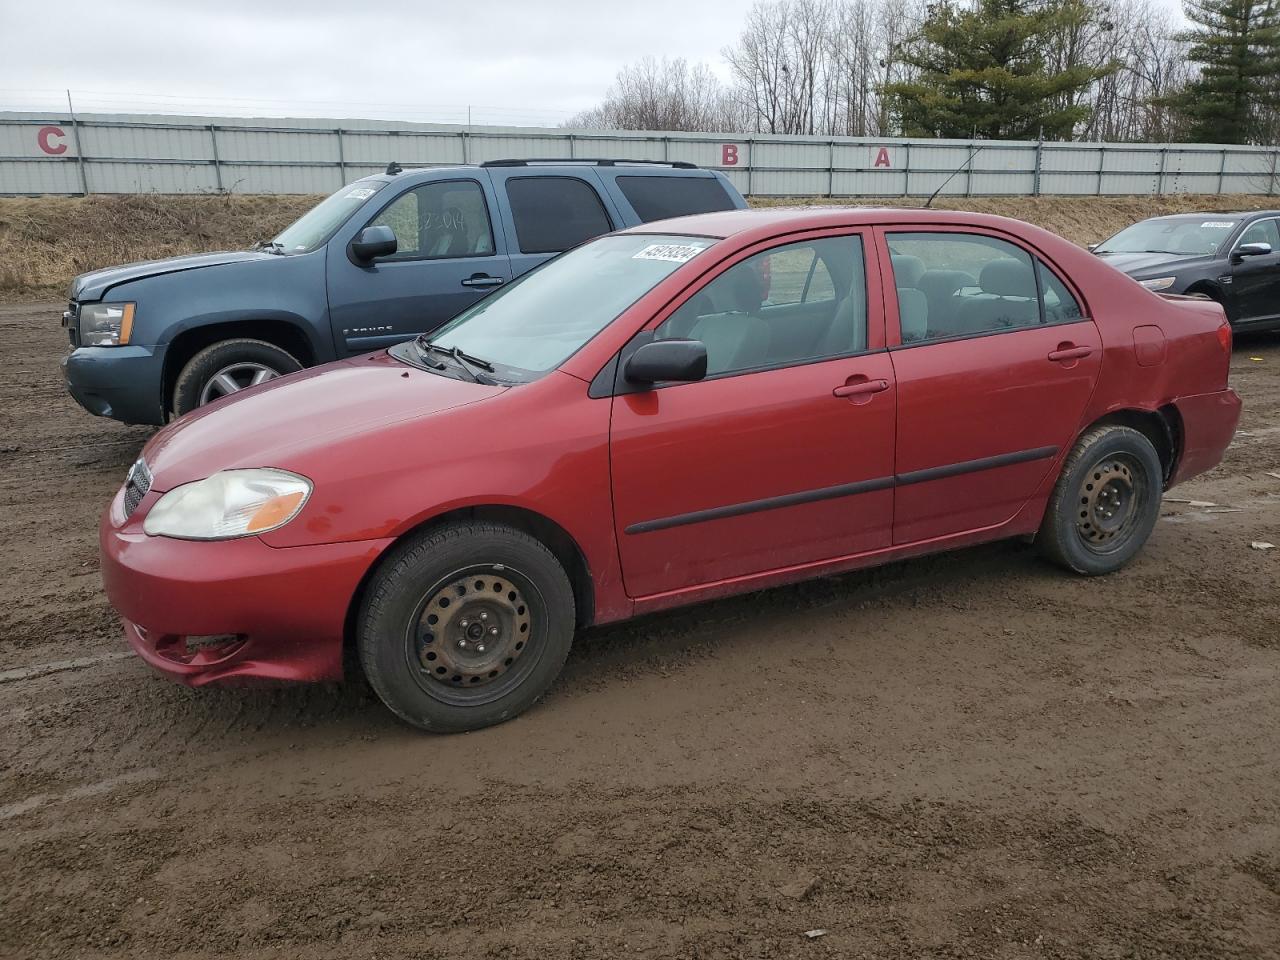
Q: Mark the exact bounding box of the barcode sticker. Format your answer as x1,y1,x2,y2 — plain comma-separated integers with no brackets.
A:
632,243,708,263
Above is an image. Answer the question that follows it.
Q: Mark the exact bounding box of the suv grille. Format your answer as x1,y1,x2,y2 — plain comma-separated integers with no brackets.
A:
123,460,153,518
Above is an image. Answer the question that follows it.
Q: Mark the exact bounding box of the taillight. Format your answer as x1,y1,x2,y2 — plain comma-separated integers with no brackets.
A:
1216,320,1232,355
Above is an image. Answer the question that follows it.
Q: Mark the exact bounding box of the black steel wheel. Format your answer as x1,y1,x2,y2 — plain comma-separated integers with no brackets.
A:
1038,425,1163,575
358,522,575,732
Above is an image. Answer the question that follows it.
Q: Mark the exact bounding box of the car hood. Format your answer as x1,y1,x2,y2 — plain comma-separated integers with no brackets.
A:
1093,250,1213,276
141,351,504,490
70,250,278,302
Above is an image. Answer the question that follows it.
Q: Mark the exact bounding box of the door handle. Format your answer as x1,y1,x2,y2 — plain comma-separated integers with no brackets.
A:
461,274,504,288
833,377,889,398
1047,344,1092,362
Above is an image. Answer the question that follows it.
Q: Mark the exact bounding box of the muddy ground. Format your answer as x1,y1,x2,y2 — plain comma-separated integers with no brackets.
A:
0,300,1277,959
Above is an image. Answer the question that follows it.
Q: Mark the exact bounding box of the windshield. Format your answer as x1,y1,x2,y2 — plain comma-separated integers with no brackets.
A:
272,180,388,253
424,234,717,380
1097,218,1238,256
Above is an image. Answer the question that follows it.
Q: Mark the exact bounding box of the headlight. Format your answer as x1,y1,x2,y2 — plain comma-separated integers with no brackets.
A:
143,468,312,540
1138,277,1177,292
79,302,136,346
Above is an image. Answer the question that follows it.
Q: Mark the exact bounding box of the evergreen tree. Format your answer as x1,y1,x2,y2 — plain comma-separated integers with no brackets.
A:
884,0,1116,140
1171,0,1280,143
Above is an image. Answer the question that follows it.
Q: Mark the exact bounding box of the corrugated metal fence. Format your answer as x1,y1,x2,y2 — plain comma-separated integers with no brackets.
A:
3,110,1278,198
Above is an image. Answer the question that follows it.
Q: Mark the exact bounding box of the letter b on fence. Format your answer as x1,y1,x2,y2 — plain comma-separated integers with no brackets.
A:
721,144,739,166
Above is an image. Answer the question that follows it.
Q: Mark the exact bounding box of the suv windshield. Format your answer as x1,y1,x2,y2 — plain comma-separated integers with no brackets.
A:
422,234,717,381
1097,218,1239,256
272,180,388,254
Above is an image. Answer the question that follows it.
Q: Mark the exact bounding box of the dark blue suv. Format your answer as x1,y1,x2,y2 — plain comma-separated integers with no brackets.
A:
62,160,745,424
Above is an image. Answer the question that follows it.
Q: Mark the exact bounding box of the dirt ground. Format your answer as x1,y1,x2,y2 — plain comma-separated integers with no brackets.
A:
0,300,1278,960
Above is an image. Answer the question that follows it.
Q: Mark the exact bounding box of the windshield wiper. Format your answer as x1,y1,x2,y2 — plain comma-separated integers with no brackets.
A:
415,339,496,383
252,239,286,255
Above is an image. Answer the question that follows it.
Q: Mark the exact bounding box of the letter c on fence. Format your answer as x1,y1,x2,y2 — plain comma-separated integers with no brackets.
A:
37,126,68,156
721,144,739,166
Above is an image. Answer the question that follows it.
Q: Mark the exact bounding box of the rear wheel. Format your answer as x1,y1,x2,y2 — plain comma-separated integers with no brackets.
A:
1037,425,1163,575
357,522,575,733
172,338,302,416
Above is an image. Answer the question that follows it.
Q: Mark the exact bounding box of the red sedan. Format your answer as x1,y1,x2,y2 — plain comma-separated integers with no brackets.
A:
101,208,1241,732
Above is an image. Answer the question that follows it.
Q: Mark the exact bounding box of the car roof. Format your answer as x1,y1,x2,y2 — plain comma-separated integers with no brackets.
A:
1137,210,1280,224
357,163,722,187
619,205,1051,241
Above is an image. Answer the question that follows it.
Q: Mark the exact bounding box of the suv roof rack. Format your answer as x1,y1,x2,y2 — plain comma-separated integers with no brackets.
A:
479,158,698,169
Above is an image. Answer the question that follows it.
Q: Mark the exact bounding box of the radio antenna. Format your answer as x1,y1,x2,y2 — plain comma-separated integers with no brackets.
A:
924,144,984,208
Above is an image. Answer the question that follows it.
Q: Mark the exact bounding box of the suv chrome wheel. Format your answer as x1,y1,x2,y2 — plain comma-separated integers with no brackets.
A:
198,362,280,404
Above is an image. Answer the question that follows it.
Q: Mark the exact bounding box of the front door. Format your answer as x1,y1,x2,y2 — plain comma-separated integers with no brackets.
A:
326,171,512,354
1230,217,1280,325
609,232,898,599
880,228,1102,545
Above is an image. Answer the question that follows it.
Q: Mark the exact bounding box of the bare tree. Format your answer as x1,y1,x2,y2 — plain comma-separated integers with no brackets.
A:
564,57,741,132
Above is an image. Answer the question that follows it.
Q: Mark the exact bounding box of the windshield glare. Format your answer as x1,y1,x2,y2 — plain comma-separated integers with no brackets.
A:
1098,218,1238,256
272,180,387,253
426,234,717,379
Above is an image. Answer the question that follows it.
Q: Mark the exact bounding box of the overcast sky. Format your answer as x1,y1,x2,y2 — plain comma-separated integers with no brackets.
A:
0,0,742,125
0,0,1187,127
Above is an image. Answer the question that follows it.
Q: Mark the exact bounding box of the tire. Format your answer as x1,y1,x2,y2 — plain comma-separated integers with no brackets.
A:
357,522,576,733
1037,424,1163,576
171,338,302,416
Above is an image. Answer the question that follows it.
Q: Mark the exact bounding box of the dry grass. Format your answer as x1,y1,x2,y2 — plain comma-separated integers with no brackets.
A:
2,192,1278,301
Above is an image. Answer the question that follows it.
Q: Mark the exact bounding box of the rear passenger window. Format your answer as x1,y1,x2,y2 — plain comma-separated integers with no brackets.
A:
507,177,613,254
1038,262,1085,322
654,235,866,377
886,232,1077,342
617,176,735,222
368,180,494,260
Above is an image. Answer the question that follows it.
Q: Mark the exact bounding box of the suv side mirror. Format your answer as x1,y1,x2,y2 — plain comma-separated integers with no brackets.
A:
624,339,708,385
349,225,398,265
1234,241,1272,260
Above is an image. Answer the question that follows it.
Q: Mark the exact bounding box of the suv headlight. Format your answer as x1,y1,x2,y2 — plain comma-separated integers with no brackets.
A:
143,468,312,540
1138,277,1177,292
79,302,136,346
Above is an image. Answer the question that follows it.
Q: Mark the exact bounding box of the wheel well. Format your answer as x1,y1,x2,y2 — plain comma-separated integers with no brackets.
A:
1087,406,1182,484
162,320,317,415
341,505,596,677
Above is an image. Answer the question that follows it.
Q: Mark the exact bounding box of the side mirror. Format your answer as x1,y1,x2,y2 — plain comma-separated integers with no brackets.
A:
349,225,398,264
1234,241,1272,260
624,339,708,385
1087,242,1099,252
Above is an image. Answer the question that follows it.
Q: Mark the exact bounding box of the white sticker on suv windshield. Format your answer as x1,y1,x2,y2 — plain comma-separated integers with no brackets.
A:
633,243,707,263
1201,221,1234,228
344,187,377,200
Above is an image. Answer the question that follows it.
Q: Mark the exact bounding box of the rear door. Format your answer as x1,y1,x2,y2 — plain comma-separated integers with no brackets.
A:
326,171,512,354
1230,217,1280,325
879,228,1102,545
485,169,620,279
609,230,897,598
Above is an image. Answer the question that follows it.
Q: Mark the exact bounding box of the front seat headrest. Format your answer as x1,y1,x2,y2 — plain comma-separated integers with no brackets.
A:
891,254,926,287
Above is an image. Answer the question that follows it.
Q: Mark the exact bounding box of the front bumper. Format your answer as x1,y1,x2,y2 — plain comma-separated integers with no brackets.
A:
63,344,168,426
1169,388,1243,486
100,486,392,686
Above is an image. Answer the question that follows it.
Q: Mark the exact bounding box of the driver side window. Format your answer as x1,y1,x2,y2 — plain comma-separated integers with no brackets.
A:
367,180,495,261
1238,218,1280,249
654,235,867,377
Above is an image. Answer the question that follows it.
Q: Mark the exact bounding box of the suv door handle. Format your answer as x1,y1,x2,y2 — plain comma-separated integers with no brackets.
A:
1047,344,1092,362
833,377,889,399
461,274,504,288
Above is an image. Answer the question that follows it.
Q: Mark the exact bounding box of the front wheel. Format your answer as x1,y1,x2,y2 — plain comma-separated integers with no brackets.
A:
1037,425,1163,575
357,522,576,733
172,338,302,417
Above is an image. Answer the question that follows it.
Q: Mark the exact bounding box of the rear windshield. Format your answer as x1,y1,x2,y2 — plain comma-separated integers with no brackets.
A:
1097,218,1239,256
617,175,736,222
272,180,387,253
